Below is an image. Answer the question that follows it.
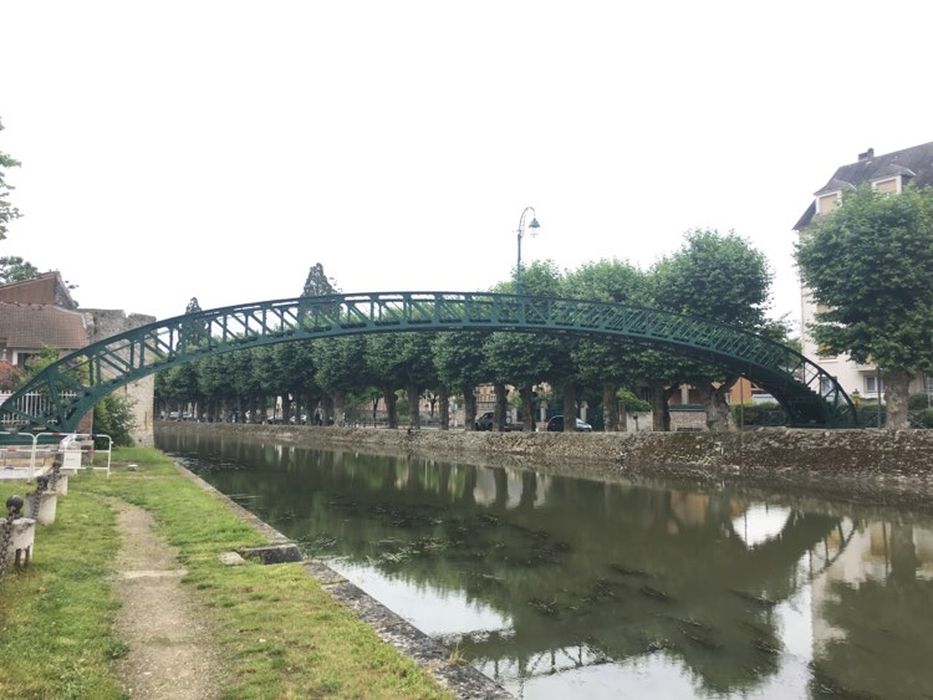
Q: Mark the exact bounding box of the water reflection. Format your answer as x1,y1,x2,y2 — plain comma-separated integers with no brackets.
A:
157,431,933,699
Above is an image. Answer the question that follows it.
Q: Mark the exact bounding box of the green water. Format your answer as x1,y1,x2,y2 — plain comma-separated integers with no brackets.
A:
156,431,933,699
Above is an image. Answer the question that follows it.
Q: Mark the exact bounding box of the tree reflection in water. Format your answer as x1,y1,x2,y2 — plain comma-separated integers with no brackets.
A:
160,432,933,699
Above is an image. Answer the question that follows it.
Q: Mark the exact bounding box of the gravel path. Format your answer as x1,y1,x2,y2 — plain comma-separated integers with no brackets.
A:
111,500,224,699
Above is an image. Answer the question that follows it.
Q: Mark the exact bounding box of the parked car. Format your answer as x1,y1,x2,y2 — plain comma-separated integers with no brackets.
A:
545,415,593,432
475,411,524,431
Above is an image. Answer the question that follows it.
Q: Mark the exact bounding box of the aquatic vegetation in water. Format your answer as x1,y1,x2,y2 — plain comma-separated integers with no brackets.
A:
608,563,654,578
640,585,674,603
528,597,561,617
729,589,778,608
679,625,722,651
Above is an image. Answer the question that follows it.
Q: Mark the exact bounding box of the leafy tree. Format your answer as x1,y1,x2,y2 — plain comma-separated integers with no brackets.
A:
564,259,649,431
796,185,933,429
484,331,553,431
652,229,773,430
301,262,338,297
489,260,578,430
0,360,23,391
155,362,201,418
227,348,261,422
313,336,368,425
398,333,438,429
365,334,406,428
366,332,436,429
180,296,210,349
433,331,488,430
0,117,22,241
0,256,39,284
93,394,136,446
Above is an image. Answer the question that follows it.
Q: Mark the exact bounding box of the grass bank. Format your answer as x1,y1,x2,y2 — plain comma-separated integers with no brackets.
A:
0,447,452,699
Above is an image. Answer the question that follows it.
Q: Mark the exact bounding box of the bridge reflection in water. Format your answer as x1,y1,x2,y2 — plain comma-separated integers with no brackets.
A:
158,431,933,699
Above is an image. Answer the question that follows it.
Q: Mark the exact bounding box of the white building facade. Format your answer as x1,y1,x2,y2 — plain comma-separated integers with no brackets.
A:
794,143,933,404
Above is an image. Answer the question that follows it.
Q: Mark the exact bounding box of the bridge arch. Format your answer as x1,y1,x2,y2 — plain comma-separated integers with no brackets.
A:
0,291,857,431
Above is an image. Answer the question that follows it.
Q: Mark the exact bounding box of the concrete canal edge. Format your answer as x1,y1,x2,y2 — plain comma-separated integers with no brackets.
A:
159,421,933,512
170,457,512,700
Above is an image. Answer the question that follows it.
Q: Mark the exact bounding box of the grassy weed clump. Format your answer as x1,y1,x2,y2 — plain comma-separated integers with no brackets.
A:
91,448,453,699
0,489,124,698
1,447,452,698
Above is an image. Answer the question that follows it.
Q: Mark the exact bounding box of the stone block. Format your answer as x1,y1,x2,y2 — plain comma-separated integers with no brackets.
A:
28,492,58,525
239,543,303,564
218,551,247,566
3,517,36,568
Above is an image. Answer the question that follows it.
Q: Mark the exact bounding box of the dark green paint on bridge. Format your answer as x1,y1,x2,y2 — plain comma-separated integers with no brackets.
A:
0,291,857,431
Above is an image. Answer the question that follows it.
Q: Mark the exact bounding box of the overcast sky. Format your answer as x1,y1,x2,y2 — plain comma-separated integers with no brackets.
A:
3,1,932,329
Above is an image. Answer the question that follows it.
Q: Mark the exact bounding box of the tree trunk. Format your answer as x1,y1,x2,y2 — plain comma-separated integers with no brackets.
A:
280,393,291,423
258,398,268,423
618,392,629,433
383,387,398,429
562,381,576,432
884,369,912,430
602,382,619,432
520,384,535,431
323,395,336,426
698,382,737,432
407,384,420,429
651,382,672,432
493,382,507,432
438,389,450,430
334,390,346,426
463,385,477,431
890,523,919,584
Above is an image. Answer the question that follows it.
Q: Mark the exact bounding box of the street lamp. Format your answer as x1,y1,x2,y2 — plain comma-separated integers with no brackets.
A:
515,206,540,293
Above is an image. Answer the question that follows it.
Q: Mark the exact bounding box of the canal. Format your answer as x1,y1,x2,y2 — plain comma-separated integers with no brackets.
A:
156,431,933,699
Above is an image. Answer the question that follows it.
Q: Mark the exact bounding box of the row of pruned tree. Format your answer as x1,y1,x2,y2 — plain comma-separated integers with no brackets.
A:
157,230,786,431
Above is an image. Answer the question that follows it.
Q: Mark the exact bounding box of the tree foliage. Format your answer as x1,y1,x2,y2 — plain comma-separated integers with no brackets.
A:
796,186,933,372
152,250,802,432
651,229,774,430
0,256,39,284
0,117,22,241
93,394,137,447
652,229,771,329
796,185,933,428
302,262,338,297
180,296,210,348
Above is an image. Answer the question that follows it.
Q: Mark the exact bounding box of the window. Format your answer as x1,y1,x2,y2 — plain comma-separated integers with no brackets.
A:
865,375,885,394
871,177,899,194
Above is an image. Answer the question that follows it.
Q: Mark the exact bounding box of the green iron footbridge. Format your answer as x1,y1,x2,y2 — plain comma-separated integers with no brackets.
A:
0,291,857,431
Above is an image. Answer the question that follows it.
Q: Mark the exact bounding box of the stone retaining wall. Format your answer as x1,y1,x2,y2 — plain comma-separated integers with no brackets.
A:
156,422,933,510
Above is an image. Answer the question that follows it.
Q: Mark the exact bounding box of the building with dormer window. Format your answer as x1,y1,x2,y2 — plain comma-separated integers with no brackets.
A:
793,142,933,403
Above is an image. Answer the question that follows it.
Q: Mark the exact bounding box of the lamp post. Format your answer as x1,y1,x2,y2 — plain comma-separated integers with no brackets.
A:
515,206,540,293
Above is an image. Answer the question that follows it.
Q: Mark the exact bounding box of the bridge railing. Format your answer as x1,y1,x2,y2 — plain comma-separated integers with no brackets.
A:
0,291,857,430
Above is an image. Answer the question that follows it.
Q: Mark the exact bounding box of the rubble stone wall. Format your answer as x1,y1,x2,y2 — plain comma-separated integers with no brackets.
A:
156,421,933,510
83,309,157,445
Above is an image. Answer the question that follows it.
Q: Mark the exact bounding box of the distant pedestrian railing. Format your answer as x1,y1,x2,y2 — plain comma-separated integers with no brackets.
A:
0,392,78,428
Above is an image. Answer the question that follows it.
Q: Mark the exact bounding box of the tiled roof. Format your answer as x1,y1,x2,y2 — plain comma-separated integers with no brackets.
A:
0,272,78,309
0,302,88,350
794,140,933,229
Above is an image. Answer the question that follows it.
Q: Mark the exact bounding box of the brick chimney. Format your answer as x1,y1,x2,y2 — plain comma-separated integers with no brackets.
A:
858,148,874,161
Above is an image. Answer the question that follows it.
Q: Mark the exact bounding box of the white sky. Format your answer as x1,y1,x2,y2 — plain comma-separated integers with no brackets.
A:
3,1,932,328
